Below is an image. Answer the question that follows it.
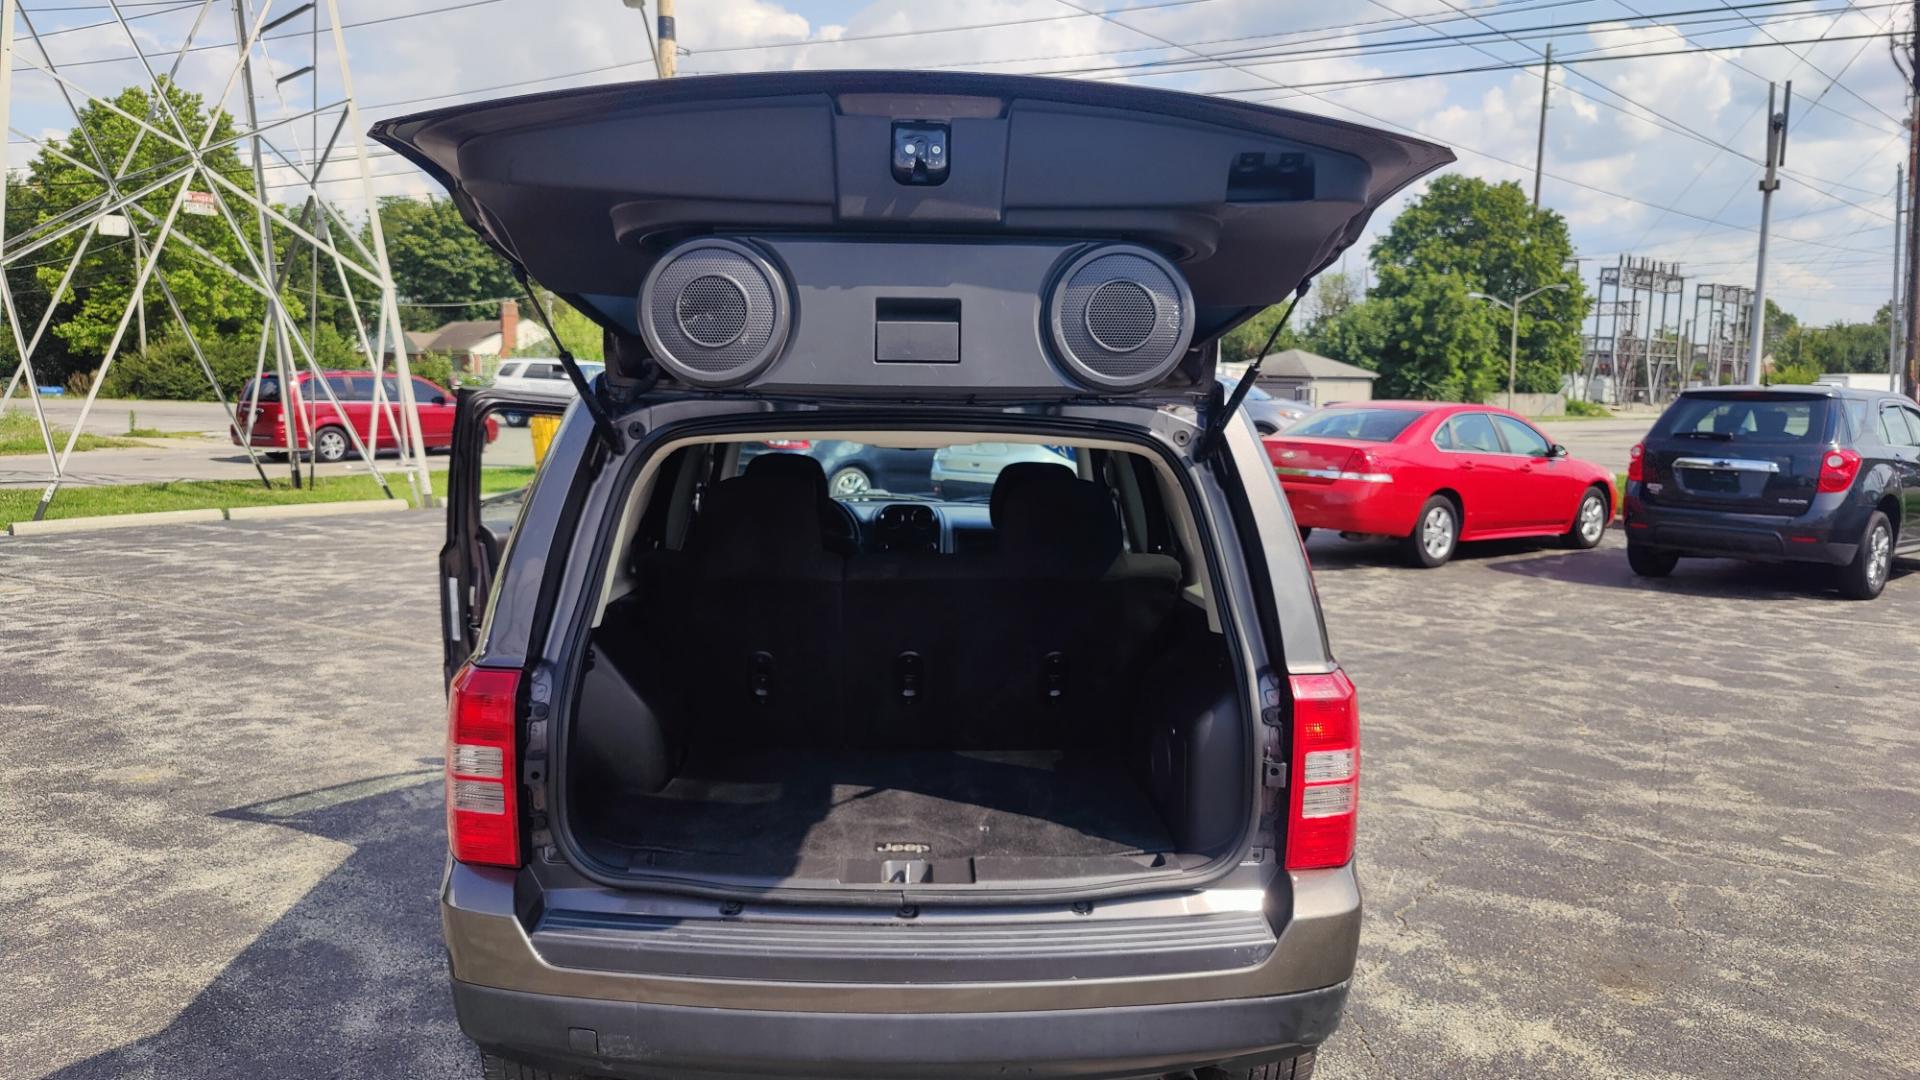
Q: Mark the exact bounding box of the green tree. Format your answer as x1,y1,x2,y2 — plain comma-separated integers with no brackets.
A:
1220,303,1305,365
10,81,265,384
377,197,519,331
1315,276,1503,401
1368,175,1587,396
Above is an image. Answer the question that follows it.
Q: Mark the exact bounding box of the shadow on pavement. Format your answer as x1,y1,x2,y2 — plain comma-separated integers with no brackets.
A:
1483,545,1911,602
1303,533,1561,571
44,769,471,1080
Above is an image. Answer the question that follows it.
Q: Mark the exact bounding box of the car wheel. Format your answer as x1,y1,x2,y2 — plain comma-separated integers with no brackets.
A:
1199,1049,1316,1080
1564,486,1609,550
480,1052,579,1080
828,466,872,498
1838,510,1893,601
1626,541,1679,578
312,425,351,464
1404,495,1458,568
262,450,288,463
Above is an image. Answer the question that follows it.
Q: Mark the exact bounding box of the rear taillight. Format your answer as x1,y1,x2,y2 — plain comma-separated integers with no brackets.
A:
1284,669,1359,871
763,439,811,450
1338,449,1393,483
446,664,522,867
1627,443,1644,483
1817,448,1861,493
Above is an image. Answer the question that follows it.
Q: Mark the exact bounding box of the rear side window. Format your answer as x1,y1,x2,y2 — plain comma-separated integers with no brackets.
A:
498,363,524,379
1657,395,1826,443
1447,413,1503,453
1289,408,1419,442
1878,407,1909,446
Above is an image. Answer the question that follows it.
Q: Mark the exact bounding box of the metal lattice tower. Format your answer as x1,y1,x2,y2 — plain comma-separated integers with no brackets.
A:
0,0,433,519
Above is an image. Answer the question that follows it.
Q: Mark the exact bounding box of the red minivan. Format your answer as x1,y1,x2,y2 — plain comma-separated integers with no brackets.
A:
230,369,494,462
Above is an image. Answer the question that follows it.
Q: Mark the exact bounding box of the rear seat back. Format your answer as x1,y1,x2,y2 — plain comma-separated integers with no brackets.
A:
678,467,846,744
619,453,1183,753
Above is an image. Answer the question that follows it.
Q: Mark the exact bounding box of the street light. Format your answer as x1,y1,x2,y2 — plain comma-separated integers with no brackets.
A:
1469,283,1570,410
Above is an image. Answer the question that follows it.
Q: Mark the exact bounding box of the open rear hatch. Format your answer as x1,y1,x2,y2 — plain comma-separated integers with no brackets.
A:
399,73,1443,900
372,71,1450,406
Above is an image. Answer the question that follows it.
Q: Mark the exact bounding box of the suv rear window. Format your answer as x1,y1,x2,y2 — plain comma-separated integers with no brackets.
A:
1655,395,1827,443
1288,408,1419,442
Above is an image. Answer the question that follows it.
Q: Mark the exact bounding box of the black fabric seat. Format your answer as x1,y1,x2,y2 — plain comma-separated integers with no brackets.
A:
840,462,1182,750
676,467,847,745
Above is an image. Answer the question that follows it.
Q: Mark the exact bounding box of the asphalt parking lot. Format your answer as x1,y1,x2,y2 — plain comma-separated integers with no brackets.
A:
0,514,1915,1078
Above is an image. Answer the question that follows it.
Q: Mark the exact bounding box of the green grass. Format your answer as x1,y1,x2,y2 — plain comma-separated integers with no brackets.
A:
124,427,205,440
0,412,143,455
0,465,537,531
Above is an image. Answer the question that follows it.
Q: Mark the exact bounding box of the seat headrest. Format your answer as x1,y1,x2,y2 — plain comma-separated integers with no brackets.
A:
995,469,1122,577
746,452,829,501
688,469,827,572
990,461,1078,529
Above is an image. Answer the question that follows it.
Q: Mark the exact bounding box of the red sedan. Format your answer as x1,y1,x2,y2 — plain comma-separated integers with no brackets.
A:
1266,401,1615,566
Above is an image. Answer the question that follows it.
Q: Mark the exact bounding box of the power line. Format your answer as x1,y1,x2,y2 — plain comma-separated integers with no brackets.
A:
683,0,1223,57
22,0,513,67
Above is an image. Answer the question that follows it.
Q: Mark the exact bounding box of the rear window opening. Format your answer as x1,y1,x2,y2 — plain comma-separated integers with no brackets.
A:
1655,393,1830,443
552,430,1253,898
1286,408,1420,442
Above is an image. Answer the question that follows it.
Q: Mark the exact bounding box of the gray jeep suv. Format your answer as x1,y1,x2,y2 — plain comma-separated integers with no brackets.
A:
376,71,1449,1080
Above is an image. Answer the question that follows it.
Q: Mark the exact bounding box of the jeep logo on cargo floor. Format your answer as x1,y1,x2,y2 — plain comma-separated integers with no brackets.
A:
875,842,932,855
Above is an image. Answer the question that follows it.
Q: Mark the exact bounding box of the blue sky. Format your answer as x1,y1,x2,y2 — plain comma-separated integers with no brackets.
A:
4,0,1909,327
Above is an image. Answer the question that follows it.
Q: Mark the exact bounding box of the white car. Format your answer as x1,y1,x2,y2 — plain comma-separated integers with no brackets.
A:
929,441,1076,500
489,358,605,425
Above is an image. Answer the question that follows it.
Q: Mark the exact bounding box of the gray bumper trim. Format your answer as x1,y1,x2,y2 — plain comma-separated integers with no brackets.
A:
453,978,1347,1080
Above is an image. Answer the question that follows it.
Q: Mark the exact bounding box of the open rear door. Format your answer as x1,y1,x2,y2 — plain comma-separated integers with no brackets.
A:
443,387,569,683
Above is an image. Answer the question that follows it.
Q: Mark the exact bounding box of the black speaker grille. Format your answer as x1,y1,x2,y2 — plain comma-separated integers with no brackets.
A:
643,244,785,379
675,274,750,347
1084,280,1157,352
1053,249,1191,387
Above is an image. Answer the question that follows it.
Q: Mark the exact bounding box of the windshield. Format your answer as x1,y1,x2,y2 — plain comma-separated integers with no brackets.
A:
1287,408,1420,442
1654,395,1829,443
738,440,1079,503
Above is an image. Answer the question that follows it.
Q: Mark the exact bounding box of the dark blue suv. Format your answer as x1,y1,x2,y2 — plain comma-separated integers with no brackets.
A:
1624,386,1920,599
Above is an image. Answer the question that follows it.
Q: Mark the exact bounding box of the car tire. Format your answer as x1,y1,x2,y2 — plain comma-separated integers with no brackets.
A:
828,466,872,498
1626,541,1679,578
1838,510,1893,601
1404,495,1458,568
479,1052,579,1080
1298,526,1313,542
312,425,351,464
1200,1049,1316,1080
1563,485,1610,550
262,450,288,463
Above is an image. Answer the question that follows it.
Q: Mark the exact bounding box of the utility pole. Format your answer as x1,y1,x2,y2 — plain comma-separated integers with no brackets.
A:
656,0,676,78
1896,165,1905,391
1533,42,1552,208
1745,82,1789,387
1470,283,1569,410
1905,12,1920,400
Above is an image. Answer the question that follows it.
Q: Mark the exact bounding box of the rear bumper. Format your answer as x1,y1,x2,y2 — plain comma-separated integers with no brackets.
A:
452,979,1348,1080
1279,478,1413,535
442,860,1360,1076
1625,488,1859,565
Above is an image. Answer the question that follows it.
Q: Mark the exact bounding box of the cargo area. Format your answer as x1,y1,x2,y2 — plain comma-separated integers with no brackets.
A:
558,439,1251,891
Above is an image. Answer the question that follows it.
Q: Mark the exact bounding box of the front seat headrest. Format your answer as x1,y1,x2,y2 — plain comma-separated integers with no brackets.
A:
996,469,1122,577
746,452,830,500
990,461,1078,529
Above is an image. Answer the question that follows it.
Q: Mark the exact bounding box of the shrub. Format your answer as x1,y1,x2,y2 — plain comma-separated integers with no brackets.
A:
99,335,260,400
1562,398,1611,418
